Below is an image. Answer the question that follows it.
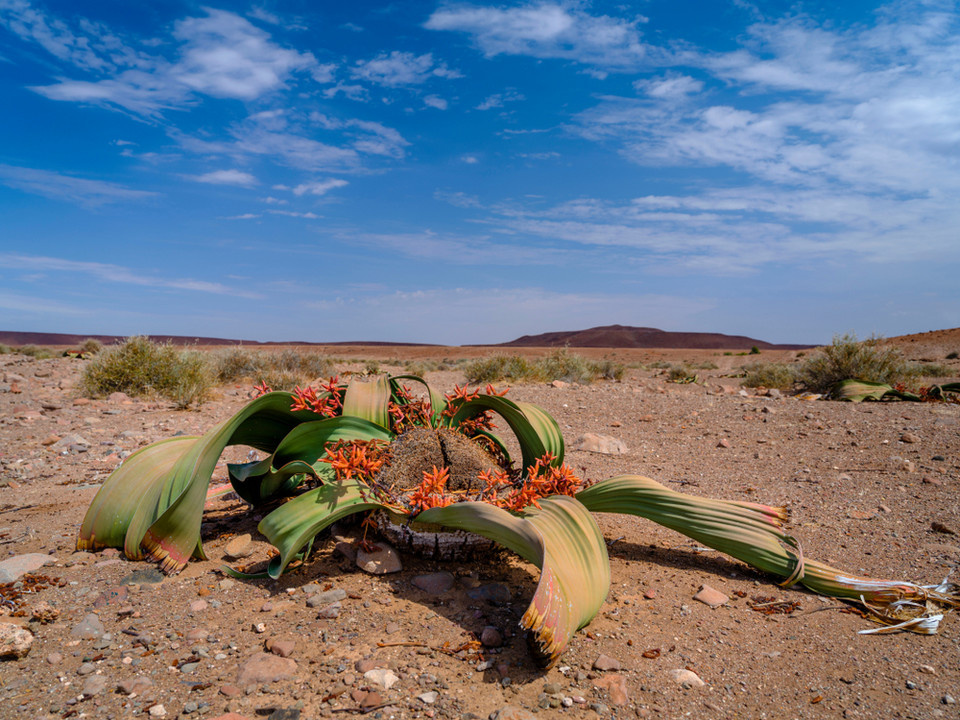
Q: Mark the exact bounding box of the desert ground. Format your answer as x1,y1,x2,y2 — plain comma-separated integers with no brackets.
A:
1,331,959,720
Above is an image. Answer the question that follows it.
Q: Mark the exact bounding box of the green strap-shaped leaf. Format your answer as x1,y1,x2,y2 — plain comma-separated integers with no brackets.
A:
257,479,394,578
228,416,393,504
445,396,564,473
77,391,318,573
342,376,391,429
77,436,199,555
418,495,609,667
834,379,919,402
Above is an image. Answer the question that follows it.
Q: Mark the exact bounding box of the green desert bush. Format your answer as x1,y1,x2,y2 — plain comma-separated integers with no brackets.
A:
0,344,11,354
210,346,266,383
80,336,213,408
666,364,698,383
741,362,797,389
79,338,104,355
465,349,625,385
796,333,917,394
17,344,55,359
915,362,952,378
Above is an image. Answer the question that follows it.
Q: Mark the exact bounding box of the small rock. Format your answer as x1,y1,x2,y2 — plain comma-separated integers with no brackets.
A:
551,380,568,389
148,704,167,717
190,600,208,613
943,694,956,705
77,662,97,676
356,542,402,574
491,706,536,720
118,676,155,695
219,685,243,698
306,588,347,607
643,588,656,600
693,584,728,608
919,664,936,675
334,541,357,562
316,602,342,619
82,675,109,697
669,668,705,688
901,432,921,444
385,621,400,635
224,534,254,559
71,613,105,639
480,626,503,648
364,667,400,691
412,571,454,595
360,691,384,709
593,674,629,706
572,433,627,455
716,438,730,449
466,583,512,606
0,553,57,583
237,652,297,687
932,521,957,535
0,624,33,658
418,691,439,704
593,654,621,671
46,652,63,665
186,627,208,644
121,568,164,585
266,638,296,658
922,476,942,486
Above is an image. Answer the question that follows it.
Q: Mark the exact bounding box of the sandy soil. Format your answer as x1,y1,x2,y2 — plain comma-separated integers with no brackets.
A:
1,336,959,720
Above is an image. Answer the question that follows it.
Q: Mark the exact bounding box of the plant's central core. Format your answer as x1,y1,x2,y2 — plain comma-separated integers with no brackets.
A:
379,427,502,493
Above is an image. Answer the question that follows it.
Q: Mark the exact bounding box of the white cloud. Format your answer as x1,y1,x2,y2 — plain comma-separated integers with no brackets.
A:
221,212,261,219
190,169,257,186
423,94,448,110
0,253,261,298
636,73,703,99
12,6,324,115
476,89,524,110
0,163,156,205
268,209,320,218
425,3,654,70
291,178,348,196
259,195,287,205
461,155,479,164
351,51,461,86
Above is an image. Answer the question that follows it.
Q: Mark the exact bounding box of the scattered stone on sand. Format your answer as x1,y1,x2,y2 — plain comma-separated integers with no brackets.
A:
693,584,729,608
118,676,155,696
593,654,621,671
480,626,504,648
572,432,627,455
71,613,105,639
237,652,297,687
316,602,342,619
491,706,537,720
121,568,165,585
364,667,400,691
0,553,57,583
466,583,512,605
0,624,33,658
412,571,454,595
670,668,706,688
901,432,921,444
356,542,402,574
81,674,109,697
265,637,296,658
593,674,629,705
306,588,347,607
223,533,254,559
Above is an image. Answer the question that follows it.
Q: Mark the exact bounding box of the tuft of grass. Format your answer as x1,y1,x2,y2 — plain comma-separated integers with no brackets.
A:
210,346,266,383
17,344,55,359
463,349,624,385
741,362,796,390
0,344,11,354
795,333,917,395
915,362,952,378
79,336,213,408
666,364,698,383
79,338,103,355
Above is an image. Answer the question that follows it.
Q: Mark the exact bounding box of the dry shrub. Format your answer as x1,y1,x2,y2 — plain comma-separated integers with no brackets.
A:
464,349,624,384
742,362,796,389
796,333,917,394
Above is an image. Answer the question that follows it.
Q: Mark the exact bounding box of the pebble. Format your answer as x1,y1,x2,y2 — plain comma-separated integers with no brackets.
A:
237,652,297,687
0,553,57,583
71,613,105,639
901,432,921,444
118,676,155,695
593,654,621,671
148,704,167,717
480,626,504,648
81,674,109,697
693,584,729,608
266,638,296,658
224,534,254,559
572,433,628,455
491,706,536,720
77,661,97,676
412,571,455,595
943,694,956,705
418,691,439,704
306,588,347,607
316,602,342,619
364,667,400,691
356,542,403,574
716,438,731,448
593,674,629,705
0,624,33,658
670,668,706,688
46,652,63,665
466,583,512,605
190,600,209,613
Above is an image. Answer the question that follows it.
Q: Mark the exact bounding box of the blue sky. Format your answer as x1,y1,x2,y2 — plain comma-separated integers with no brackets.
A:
1,0,958,345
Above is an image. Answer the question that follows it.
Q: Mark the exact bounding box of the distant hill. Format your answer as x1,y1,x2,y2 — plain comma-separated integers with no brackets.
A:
0,331,434,348
497,325,811,350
